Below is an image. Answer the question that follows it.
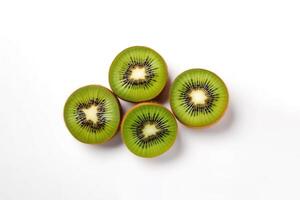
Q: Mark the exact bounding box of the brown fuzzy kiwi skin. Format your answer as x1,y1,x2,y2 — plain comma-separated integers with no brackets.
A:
169,68,229,129
120,102,178,158
63,84,122,145
109,46,169,103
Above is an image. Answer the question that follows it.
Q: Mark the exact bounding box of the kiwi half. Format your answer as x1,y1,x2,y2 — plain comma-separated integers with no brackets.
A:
64,85,121,144
170,69,228,127
121,103,177,158
109,46,168,102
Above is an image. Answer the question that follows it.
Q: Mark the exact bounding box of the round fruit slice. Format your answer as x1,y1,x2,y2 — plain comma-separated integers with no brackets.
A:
64,85,121,144
109,46,168,102
121,103,177,158
170,69,229,127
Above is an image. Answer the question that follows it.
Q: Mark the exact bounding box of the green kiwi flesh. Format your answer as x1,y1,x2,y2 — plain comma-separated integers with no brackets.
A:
170,69,229,127
122,103,177,158
64,85,121,144
109,46,168,102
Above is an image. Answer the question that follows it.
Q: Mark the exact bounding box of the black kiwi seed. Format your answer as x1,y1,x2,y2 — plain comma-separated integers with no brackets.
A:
109,46,168,102
170,69,229,127
122,103,177,158
64,85,121,144
179,79,220,116
122,56,156,89
75,98,107,133
130,112,170,148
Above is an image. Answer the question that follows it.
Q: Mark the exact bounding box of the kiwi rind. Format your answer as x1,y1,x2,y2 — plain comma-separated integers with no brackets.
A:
170,68,229,128
109,46,168,103
64,85,121,144
121,102,177,158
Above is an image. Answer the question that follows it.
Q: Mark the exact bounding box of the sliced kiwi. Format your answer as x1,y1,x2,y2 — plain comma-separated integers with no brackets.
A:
109,46,168,102
121,103,177,158
64,85,121,144
170,69,229,127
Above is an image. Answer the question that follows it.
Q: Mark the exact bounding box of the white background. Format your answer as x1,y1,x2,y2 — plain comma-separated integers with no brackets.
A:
1,0,300,199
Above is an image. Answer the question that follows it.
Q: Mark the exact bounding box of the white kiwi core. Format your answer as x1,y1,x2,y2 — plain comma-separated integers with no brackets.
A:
189,89,209,105
129,66,146,81
142,123,160,138
82,105,99,124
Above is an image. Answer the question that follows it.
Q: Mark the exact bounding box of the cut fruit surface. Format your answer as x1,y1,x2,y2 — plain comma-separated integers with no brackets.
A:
109,46,168,102
121,103,177,158
170,69,229,127
64,85,121,144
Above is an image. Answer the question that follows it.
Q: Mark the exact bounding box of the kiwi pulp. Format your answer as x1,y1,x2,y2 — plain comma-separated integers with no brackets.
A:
121,103,177,158
170,69,228,127
64,85,121,144
109,46,168,102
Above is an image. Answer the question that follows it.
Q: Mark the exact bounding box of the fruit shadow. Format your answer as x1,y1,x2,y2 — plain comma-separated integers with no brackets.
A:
100,131,123,148
76,134,122,159
80,132,123,154
153,78,171,104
